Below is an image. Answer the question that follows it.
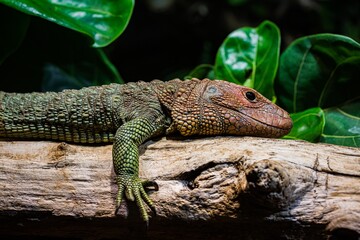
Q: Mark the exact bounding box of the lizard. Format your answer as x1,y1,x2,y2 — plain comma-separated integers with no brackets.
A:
0,78,292,224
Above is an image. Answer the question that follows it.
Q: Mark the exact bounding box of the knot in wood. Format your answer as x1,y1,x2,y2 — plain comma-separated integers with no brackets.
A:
245,160,290,209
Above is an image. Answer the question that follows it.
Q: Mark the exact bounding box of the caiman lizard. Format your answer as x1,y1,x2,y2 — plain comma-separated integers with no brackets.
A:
0,78,292,224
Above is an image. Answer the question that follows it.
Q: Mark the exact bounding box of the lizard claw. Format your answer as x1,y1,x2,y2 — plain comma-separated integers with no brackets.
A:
142,180,159,191
115,175,157,223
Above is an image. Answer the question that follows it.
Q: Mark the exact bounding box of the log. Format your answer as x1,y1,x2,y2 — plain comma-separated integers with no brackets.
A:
0,137,359,240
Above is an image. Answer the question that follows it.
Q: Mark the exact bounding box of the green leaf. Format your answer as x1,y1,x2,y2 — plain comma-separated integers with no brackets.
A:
0,0,134,47
186,64,214,80
0,5,30,65
320,99,360,147
284,107,325,142
214,20,280,100
276,34,360,113
319,56,360,107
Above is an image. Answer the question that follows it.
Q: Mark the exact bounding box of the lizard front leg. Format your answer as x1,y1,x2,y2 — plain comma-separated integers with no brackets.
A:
113,117,165,224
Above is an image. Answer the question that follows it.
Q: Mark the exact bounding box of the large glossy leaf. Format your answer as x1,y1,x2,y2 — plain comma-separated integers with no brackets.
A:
320,99,360,147
0,0,134,47
276,34,360,113
283,107,324,142
214,20,280,100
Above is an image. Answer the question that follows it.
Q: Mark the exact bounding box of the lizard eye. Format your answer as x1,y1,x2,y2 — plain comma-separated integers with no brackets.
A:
245,91,256,101
207,86,218,94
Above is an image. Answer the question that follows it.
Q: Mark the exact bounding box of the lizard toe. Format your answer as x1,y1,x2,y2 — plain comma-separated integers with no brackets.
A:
115,174,156,222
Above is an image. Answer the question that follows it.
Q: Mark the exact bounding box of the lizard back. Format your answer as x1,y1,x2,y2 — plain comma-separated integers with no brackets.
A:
0,82,165,144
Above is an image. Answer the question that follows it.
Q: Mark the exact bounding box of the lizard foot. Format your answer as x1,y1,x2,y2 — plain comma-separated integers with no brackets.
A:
115,174,157,224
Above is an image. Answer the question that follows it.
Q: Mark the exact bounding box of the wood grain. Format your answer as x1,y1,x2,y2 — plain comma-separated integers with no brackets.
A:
0,137,359,239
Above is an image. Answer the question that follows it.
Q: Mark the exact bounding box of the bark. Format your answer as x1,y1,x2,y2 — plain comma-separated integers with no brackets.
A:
0,137,359,240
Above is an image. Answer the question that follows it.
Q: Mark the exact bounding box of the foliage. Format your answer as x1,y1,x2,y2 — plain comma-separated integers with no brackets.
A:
283,107,325,143
321,99,360,146
277,34,360,147
277,34,360,113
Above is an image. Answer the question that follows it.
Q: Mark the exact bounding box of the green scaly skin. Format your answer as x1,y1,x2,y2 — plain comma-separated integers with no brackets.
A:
0,78,293,224
113,117,165,222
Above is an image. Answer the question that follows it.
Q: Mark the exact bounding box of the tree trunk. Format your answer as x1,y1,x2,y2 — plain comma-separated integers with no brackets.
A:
0,137,359,240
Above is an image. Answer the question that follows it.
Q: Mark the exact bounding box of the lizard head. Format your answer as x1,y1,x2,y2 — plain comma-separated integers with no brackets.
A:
158,78,292,138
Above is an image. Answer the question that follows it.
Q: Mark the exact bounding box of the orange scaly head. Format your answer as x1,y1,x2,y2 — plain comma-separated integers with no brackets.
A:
157,78,292,138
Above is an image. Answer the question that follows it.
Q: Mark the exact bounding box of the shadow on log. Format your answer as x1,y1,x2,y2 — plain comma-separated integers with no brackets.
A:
0,136,359,240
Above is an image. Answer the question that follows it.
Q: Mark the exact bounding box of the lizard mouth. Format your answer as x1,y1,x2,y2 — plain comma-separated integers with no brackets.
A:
242,111,293,137
254,115,292,130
